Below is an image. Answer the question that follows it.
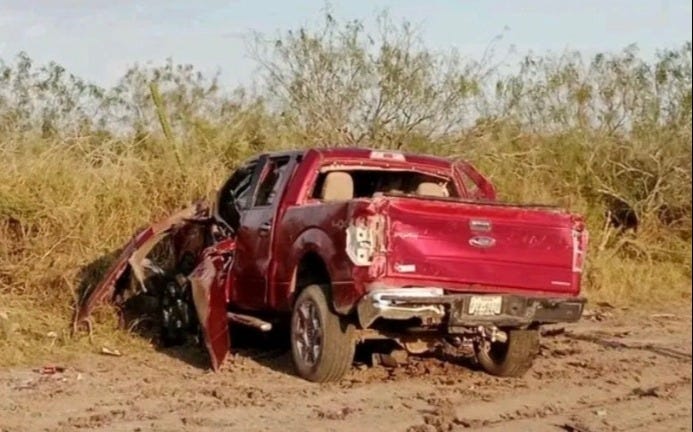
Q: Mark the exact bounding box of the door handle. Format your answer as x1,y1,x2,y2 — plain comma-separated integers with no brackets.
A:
259,220,272,235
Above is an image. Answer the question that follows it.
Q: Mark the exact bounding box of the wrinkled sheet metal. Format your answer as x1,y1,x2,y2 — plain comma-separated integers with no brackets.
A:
72,201,210,332
189,238,236,371
73,200,237,370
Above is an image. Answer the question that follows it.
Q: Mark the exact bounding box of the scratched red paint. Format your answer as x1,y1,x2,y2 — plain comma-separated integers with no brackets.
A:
75,147,588,373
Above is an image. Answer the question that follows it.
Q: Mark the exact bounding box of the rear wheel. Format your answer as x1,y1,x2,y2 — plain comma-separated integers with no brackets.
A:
476,329,539,377
290,285,355,383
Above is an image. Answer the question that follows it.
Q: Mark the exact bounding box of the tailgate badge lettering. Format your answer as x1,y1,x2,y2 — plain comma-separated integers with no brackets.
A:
470,219,492,232
395,263,416,273
469,236,496,248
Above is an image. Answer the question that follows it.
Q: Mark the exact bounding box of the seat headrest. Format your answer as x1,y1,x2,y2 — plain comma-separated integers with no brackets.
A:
320,171,354,202
416,182,447,197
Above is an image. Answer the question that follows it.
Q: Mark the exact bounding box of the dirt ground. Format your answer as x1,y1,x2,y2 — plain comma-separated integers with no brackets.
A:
1,305,691,432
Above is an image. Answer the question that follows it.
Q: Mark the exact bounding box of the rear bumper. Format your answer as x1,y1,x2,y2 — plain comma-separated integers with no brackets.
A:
355,288,586,331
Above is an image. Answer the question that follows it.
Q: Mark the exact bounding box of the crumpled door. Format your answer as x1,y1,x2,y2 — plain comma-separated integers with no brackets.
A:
189,238,236,371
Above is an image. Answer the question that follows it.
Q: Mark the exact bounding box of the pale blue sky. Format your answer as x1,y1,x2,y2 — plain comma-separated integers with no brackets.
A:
1,0,690,88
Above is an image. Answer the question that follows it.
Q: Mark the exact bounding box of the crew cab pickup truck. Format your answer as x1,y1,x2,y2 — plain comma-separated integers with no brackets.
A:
75,147,588,382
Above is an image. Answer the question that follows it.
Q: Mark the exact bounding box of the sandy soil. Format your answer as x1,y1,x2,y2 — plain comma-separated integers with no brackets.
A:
1,306,691,432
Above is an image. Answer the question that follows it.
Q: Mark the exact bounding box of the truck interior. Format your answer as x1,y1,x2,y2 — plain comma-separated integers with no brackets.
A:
311,169,459,202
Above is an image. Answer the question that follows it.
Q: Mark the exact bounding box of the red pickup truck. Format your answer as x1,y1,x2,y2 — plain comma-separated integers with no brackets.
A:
75,147,588,382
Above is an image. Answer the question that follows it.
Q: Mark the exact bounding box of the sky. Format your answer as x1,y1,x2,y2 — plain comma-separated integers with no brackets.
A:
0,0,691,88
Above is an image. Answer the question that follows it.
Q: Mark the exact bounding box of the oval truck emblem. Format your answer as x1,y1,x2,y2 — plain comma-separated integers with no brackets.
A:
469,236,496,248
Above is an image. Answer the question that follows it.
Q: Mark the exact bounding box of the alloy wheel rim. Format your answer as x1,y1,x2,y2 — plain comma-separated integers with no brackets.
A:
293,299,322,367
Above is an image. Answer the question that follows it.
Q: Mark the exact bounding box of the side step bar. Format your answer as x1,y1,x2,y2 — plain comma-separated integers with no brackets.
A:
227,312,272,332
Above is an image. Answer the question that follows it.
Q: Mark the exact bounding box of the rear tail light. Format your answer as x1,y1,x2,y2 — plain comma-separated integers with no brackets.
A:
346,215,386,267
572,228,588,273
346,221,375,266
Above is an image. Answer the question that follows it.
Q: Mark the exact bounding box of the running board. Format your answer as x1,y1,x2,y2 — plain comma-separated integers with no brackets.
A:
227,312,272,332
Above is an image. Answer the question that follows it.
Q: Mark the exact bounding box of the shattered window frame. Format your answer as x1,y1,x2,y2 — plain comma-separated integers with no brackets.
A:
254,156,292,208
217,161,259,227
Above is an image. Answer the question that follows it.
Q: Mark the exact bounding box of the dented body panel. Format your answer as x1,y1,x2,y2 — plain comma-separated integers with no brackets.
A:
73,202,210,332
382,197,584,295
189,238,236,370
76,147,588,372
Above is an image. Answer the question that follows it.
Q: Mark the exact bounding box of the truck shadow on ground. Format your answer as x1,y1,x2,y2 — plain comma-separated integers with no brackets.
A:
74,251,308,376
75,252,481,378
155,328,297,374
75,249,125,313
123,306,299,374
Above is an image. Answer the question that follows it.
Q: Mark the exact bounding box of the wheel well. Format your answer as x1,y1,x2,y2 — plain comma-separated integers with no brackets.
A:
293,252,331,301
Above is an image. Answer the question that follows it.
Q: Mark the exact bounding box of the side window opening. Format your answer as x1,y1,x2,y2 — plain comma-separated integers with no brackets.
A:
454,161,496,200
217,161,257,228
458,170,481,198
254,157,290,207
231,165,257,209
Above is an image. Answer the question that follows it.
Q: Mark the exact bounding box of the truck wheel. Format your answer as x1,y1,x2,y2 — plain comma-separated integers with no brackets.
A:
290,285,355,383
476,329,539,377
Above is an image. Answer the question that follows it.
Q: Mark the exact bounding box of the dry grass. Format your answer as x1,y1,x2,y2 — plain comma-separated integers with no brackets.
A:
0,13,690,367
0,137,230,366
0,130,689,368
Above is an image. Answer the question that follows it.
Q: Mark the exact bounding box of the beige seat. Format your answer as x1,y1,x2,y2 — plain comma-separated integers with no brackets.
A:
416,182,447,197
320,171,354,201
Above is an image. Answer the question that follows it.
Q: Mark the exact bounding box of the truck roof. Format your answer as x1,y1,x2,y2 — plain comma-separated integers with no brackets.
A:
260,147,453,170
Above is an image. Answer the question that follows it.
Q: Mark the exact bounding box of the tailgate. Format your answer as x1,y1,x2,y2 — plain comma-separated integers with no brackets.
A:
383,198,587,295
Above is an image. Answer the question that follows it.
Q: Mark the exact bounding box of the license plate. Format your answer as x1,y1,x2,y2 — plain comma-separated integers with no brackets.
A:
468,296,502,315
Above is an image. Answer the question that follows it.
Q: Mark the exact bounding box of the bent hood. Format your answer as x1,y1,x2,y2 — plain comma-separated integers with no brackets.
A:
73,201,211,331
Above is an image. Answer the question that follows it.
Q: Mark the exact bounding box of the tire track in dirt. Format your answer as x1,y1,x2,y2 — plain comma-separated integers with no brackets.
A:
393,310,693,432
0,307,690,432
411,375,692,432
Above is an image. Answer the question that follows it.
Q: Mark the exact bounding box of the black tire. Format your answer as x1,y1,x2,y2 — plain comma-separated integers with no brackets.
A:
290,285,355,383
159,276,195,347
476,329,539,377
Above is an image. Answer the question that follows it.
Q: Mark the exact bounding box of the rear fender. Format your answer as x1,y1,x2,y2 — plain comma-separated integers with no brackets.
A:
287,228,345,308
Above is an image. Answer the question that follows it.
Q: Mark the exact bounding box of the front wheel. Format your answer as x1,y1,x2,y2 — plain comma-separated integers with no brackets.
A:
290,285,355,383
476,329,539,377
